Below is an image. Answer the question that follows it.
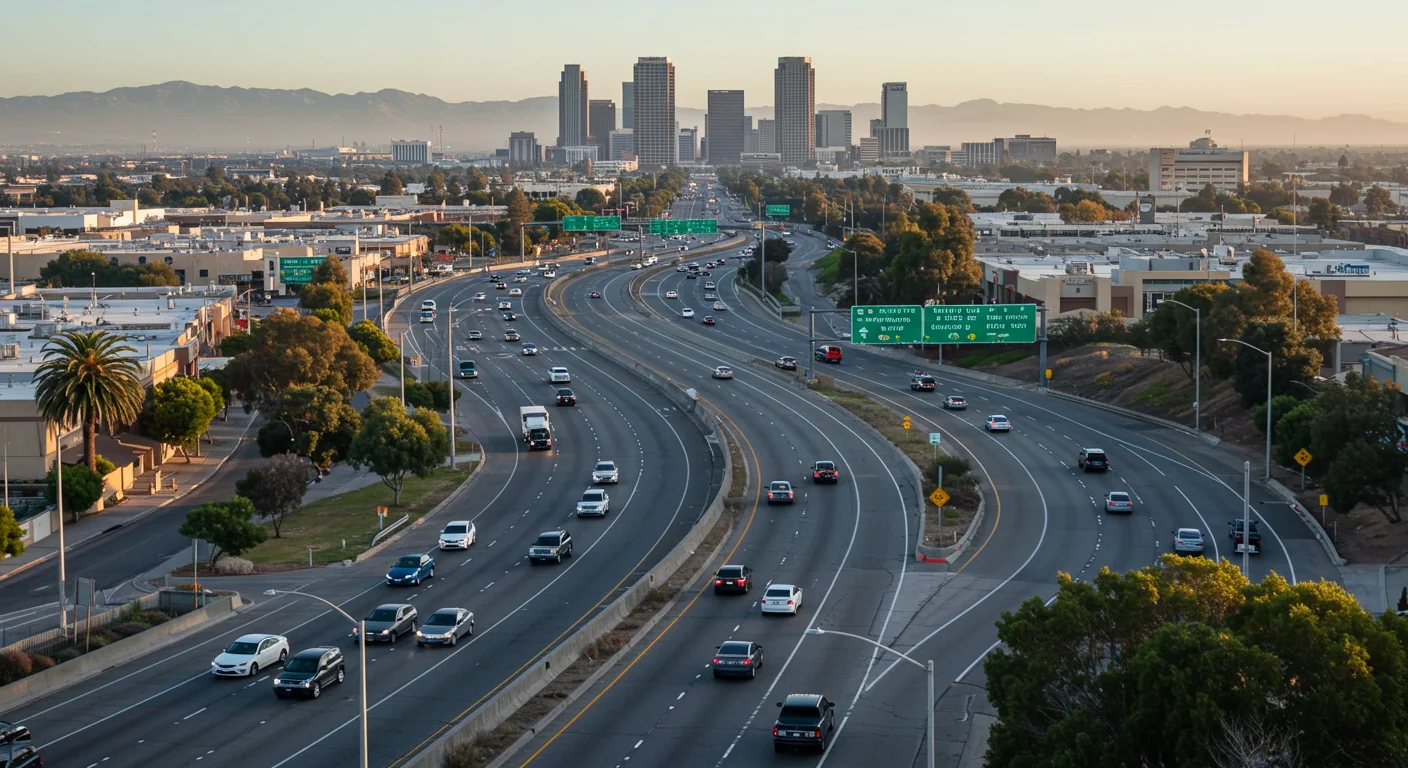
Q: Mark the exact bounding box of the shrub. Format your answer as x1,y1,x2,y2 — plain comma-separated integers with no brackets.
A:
142,610,173,625
442,736,490,768
0,649,34,684
49,647,82,663
110,621,152,639
27,653,56,672
930,455,972,486
87,633,112,648
1095,372,1115,387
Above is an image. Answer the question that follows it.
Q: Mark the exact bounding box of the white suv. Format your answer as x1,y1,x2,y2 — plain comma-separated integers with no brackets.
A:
549,367,571,383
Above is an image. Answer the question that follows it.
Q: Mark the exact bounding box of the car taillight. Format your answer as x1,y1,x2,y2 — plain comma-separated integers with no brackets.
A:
715,579,723,585
787,600,794,605
713,658,720,664
737,578,746,585
773,727,780,737
742,658,751,665
814,730,822,738
813,472,820,477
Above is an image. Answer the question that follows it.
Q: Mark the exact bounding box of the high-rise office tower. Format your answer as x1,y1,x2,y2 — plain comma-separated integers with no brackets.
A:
873,82,909,157
756,118,776,154
558,65,589,148
589,99,616,150
632,57,676,166
815,110,852,148
743,115,757,153
705,90,745,164
678,127,698,163
773,56,815,164
622,82,635,130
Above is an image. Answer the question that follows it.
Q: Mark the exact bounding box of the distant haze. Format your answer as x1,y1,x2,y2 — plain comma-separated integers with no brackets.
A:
2,82,1406,154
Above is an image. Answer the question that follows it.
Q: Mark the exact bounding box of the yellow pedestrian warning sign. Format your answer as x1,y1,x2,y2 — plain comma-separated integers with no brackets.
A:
929,488,950,508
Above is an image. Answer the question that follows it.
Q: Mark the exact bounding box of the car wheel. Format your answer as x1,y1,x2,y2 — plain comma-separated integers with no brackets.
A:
818,735,827,753
428,567,435,578
336,668,345,684
469,620,475,636
249,662,259,677
713,671,721,679
449,633,457,647
390,629,398,644
417,641,425,648
555,554,562,564
311,683,322,699
749,666,756,679
279,649,288,663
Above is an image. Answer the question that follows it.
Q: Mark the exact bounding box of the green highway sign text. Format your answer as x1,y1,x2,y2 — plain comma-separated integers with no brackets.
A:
649,218,719,235
562,215,621,232
765,204,791,217
849,304,1039,345
279,256,325,285
850,305,924,344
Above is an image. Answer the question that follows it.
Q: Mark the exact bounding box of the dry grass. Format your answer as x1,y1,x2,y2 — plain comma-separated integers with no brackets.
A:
438,483,735,768
806,380,980,547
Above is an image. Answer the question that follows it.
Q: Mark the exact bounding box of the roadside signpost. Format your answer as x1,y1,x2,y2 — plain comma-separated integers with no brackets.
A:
1295,448,1313,491
922,304,1038,344
850,305,924,344
649,218,718,235
562,215,621,232
929,487,950,509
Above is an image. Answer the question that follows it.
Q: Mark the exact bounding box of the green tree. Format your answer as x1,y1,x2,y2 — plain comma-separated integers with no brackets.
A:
1328,183,1360,207
224,308,377,407
438,223,474,251
347,320,398,363
235,453,311,538
1365,186,1397,218
299,282,353,325
1230,321,1322,408
219,329,254,356
402,382,435,410
347,397,449,505
574,187,606,211
347,188,376,206
533,198,579,222
259,385,361,469
0,505,25,557
379,171,403,195
1274,400,1319,468
803,189,827,223
1309,373,1407,521
44,462,106,523
179,497,266,566
1307,197,1342,230
930,186,974,212
1250,394,1303,442
144,376,218,462
38,249,111,288
1143,283,1229,380
1059,199,1109,223
421,380,461,412
309,254,349,287
34,330,146,472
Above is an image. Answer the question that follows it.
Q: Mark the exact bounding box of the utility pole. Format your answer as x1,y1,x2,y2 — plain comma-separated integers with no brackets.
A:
445,307,456,467
1037,305,1049,390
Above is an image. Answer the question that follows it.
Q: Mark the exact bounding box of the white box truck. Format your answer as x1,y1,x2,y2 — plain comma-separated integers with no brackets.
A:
520,406,553,450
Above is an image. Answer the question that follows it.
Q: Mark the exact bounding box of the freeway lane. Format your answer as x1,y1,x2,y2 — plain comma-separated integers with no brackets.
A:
504,254,1032,768
5,273,719,768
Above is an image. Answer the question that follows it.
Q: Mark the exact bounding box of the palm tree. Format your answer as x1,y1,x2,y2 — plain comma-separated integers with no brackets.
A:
34,330,146,472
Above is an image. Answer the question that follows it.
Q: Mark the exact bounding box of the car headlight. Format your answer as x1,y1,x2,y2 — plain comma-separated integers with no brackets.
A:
416,631,424,638
380,629,390,635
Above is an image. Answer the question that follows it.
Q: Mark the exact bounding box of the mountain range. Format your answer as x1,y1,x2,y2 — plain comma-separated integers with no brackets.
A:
2,82,1406,154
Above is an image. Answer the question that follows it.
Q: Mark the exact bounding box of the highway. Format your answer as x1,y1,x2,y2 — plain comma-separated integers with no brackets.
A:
503,180,1342,768
3,270,721,768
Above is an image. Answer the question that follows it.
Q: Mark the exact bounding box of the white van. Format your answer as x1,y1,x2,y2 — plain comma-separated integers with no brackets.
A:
421,300,437,311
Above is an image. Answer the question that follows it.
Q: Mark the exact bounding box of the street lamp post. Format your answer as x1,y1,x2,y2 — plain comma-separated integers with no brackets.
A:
842,248,859,306
51,422,68,635
806,628,933,768
399,330,406,406
445,306,456,467
264,589,368,768
1219,338,1272,479
1158,299,1201,433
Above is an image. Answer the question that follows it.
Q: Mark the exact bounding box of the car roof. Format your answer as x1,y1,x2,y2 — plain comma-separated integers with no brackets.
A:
291,647,336,659
770,480,791,486
718,640,753,652
429,607,462,616
1177,528,1202,536
767,583,796,590
1108,491,1130,498
445,520,471,526
233,633,280,643
1083,447,1106,452
783,693,823,706
718,564,747,572
540,529,566,536
552,366,568,371
596,460,615,466
375,603,412,611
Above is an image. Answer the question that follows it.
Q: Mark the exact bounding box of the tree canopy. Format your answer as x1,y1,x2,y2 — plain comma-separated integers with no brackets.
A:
224,309,377,407
256,384,362,469
34,330,146,472
39,249,180,289
347,397,450,505
347,320,399,364
235,453,311,538
179,497,266,566
143,376,219,461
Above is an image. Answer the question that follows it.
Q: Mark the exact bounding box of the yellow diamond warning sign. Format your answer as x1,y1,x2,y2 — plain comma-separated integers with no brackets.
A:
929,488,950,508
1294,448,1313,467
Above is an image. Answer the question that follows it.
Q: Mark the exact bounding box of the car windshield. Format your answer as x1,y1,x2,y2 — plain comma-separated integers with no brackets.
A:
225,641,259,655
395,556,420,568
815,462,835,470
425,612,458,626
595,463,614,471
1178,529,1201,538
534,534,560,546
284,657,319,673
719,641,751,655
765,587,791,598
367,608,398,622
1109,493,1130,502
778,705,821,723
919,376,935,384
951,397,966,402
582,491,605,502
992,415,1008,422
718,566,743,577
1087,451,1107,460
444,524,468,534
770,482,789,491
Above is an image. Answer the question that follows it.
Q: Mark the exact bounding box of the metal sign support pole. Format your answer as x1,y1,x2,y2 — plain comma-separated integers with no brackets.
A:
1037,305,1049,390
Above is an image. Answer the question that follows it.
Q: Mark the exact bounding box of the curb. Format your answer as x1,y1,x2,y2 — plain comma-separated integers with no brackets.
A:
1264,478,1347,566
0,412,260,585
917,497,986,564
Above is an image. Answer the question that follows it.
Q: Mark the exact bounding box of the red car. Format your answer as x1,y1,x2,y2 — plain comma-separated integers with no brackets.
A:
811,461,839,484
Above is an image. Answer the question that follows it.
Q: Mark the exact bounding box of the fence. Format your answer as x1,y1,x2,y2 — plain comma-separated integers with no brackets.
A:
1,591,163,657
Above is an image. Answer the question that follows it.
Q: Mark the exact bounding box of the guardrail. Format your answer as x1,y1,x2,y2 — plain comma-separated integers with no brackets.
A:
370,513,410,547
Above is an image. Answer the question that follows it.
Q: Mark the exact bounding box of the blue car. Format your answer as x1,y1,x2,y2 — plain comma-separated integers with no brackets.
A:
386,554,435,586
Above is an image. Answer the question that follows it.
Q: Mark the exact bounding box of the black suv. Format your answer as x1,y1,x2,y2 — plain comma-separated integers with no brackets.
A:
773,693,836,753
1078,448,1109,472
528,530,574,564
713,564,754,594
273,647,345,699
0,721,41,767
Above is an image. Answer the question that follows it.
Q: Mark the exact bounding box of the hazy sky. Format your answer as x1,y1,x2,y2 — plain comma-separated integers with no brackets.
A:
6,0,1408,120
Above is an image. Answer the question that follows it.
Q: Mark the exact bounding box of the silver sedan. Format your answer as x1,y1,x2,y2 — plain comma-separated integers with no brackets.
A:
416,608,475,647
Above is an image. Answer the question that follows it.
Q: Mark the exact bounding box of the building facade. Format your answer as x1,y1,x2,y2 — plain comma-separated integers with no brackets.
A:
961,140,1002,167
632,57,676,166
773,57,816,165
678,127,699,163
705,90,745,165
558,65,590,148
874,82,909,157
815,109,852,149
1004,134,1057,164
756,118,776,154
509,132,541,168
391,140,431,164
588,99,616,151
608,129,634,161
858,137,879,164
621,82,635,130
1148,137,1250,193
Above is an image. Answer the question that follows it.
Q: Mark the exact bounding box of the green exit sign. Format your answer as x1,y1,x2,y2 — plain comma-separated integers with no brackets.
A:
649,218,718,235
562,215,621,232
923,304,1038,344
850,305,923,344
765,204,791,217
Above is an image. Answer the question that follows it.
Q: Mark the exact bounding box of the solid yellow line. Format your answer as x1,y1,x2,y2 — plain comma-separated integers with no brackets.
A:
516,405,763,767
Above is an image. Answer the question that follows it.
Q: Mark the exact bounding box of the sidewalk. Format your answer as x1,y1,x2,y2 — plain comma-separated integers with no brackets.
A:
0,408,259,583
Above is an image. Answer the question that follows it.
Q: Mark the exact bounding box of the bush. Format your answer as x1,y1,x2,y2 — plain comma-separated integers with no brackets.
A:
0,649,34,684
87,633,113,648
442,736,490,768
1251,394,1304,440
49,647,82,663
110,621,152,639
142,610,173,625
27,653,56,672
930,455,972,487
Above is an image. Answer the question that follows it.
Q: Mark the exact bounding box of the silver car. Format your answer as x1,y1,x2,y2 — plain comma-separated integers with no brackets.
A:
1173,528,1205,554
1104,492,1134,514
592,460,620,484
415,608,474,647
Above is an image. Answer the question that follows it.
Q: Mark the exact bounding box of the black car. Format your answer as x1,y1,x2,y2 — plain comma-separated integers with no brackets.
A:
713,564,753,594
712,640,764,679
811,461,839,484
354,603,417,644
1078,448,1109,472
686,273,698,279
502,312,517,321
775,356,798,371
273,647,345,699
773,693,836,753
0,721,41,767
556,388,577,406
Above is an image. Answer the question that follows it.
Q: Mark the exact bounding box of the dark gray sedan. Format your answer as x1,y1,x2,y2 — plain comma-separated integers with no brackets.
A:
415,608,475,647
353,603,417,644
712,640,764,679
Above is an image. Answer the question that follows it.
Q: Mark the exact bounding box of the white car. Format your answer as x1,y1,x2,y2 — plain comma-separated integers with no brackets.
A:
760,584,803,615
665,290,679,299
712,366,734,379
985,415,1012,432
682,308,695,318
713,302,727,311
421,300,437,311
592,460,620,484
438,520,477,550
542,270,557,278
508,288,523,297
704,292,718,300
549,366,571,383
498,301,512,310
576,489,610,517
515,276,528,283
704,281,716,289
473,292,487,301
631,263,643,270
676,266,687,273
211,633,290,677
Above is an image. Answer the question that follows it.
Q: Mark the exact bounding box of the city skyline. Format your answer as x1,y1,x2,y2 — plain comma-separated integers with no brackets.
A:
4,0,1408,122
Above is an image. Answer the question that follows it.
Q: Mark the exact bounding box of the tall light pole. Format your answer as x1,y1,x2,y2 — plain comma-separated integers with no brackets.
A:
50,421,68,635
445,306,456,467
399,330,407,405
265,589,368,768
1159,299,1201,433
806,628,933,768
842,248,859,306
1219,338,1272,479
2,222,14,295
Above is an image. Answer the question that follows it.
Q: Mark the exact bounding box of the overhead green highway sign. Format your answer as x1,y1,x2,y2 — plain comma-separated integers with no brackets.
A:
562,215,621,232
278,256,325,285
765,204,791,217
850,305,923,344
649,218,718,235
922,304,1038,344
